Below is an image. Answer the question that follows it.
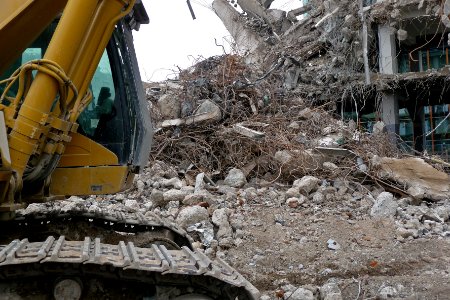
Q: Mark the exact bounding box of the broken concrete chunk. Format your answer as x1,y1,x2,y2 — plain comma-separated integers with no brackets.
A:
195,99,222,122
293,176,320,194
370,192,398,218
320,282,343,300
285,287,314,300
176,206,209,228
374,157,450,202
150,189,165,208
163,189,190,203
157,94,181,119
212,0,264,63
298,107,314,120
224,168,247,188
397,28,408,40
275,150,325,176
232,123,265,140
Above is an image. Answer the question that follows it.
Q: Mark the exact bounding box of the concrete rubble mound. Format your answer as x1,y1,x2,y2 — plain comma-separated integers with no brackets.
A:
136,0,450,298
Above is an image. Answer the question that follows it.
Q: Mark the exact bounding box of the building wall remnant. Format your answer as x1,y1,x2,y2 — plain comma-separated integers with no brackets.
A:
210,0,450,157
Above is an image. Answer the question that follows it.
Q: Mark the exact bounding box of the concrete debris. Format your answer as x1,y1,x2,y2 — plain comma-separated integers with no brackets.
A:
293,176,321,195
326,239,340,250
284,287,315,300
374,157,450,201
370,192,398,218
232,123,265,140
157,94,181,119
224,168,247,188
135,0,450,298
320,282,343,300
176,206,210,228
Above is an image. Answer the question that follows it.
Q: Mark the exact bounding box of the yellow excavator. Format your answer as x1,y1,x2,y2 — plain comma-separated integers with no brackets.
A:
0,1,259,299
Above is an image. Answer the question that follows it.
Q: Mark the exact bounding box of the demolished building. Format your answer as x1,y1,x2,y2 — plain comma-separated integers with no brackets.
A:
210,0,450,159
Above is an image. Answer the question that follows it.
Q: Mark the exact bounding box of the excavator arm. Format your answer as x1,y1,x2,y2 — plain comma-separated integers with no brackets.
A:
0,0,152,215
0,1,259,299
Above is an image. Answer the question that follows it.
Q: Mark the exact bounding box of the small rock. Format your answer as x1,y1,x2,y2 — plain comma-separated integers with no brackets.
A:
286,187,300,198
195,99,222,122
158,94,181,119
224,168,247,188
356,157,368,173
323,162,338,171
288,121,300,129
407,186,425,200
135,180,145,191
286,197,300,208
293,176,320,194
191,241,203,249
124,199,139,210
23,203,47,215
320,282,343,300
176,206,209,228
378,286,398,300
286,287,314,300
194,173,206,193
163,189,190,203
434,206,450,221
150,189,165,207
299,107,314,120
397,227,418,239
212,208,229,226
274,214,285,226
370,192,398,218
327,239,340,250
182,194,205,206
312,192,325,203
161,177,183,189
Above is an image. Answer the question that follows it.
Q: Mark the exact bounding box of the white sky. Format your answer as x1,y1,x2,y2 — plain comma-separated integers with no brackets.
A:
133,0,301,82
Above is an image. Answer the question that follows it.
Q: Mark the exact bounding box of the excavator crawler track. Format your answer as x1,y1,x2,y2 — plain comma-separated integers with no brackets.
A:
0,204,259,299
0,236,259,299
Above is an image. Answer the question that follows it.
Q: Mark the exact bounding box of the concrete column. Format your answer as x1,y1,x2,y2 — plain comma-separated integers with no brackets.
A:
378,24,398,75
381,93,399,135
378,24,399,136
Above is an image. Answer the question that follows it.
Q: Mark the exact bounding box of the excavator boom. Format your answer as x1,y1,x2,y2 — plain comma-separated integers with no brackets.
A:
0,1,259,299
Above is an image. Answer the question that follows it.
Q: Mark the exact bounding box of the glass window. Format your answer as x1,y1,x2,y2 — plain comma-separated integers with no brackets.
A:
77,50,116,138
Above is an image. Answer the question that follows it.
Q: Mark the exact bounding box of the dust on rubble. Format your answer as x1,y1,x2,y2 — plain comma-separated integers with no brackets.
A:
138,0,450,297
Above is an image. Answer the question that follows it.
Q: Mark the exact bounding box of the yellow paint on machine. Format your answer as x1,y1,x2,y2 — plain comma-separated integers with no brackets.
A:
58,133,118,167
50,166,134,196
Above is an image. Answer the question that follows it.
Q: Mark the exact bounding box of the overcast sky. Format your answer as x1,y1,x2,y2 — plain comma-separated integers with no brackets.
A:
133,0,301,82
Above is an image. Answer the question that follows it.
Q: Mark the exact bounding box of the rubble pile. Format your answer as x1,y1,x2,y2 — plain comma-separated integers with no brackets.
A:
147,55,403,186
135,0,450,298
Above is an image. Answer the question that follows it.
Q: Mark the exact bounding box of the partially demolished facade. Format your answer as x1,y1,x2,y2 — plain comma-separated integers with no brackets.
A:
211,0,450,158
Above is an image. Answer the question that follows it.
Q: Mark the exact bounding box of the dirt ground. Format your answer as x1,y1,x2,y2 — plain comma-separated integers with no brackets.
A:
225,204,450,299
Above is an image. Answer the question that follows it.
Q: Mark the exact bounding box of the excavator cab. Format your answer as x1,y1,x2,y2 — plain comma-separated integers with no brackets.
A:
0,6,152,200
